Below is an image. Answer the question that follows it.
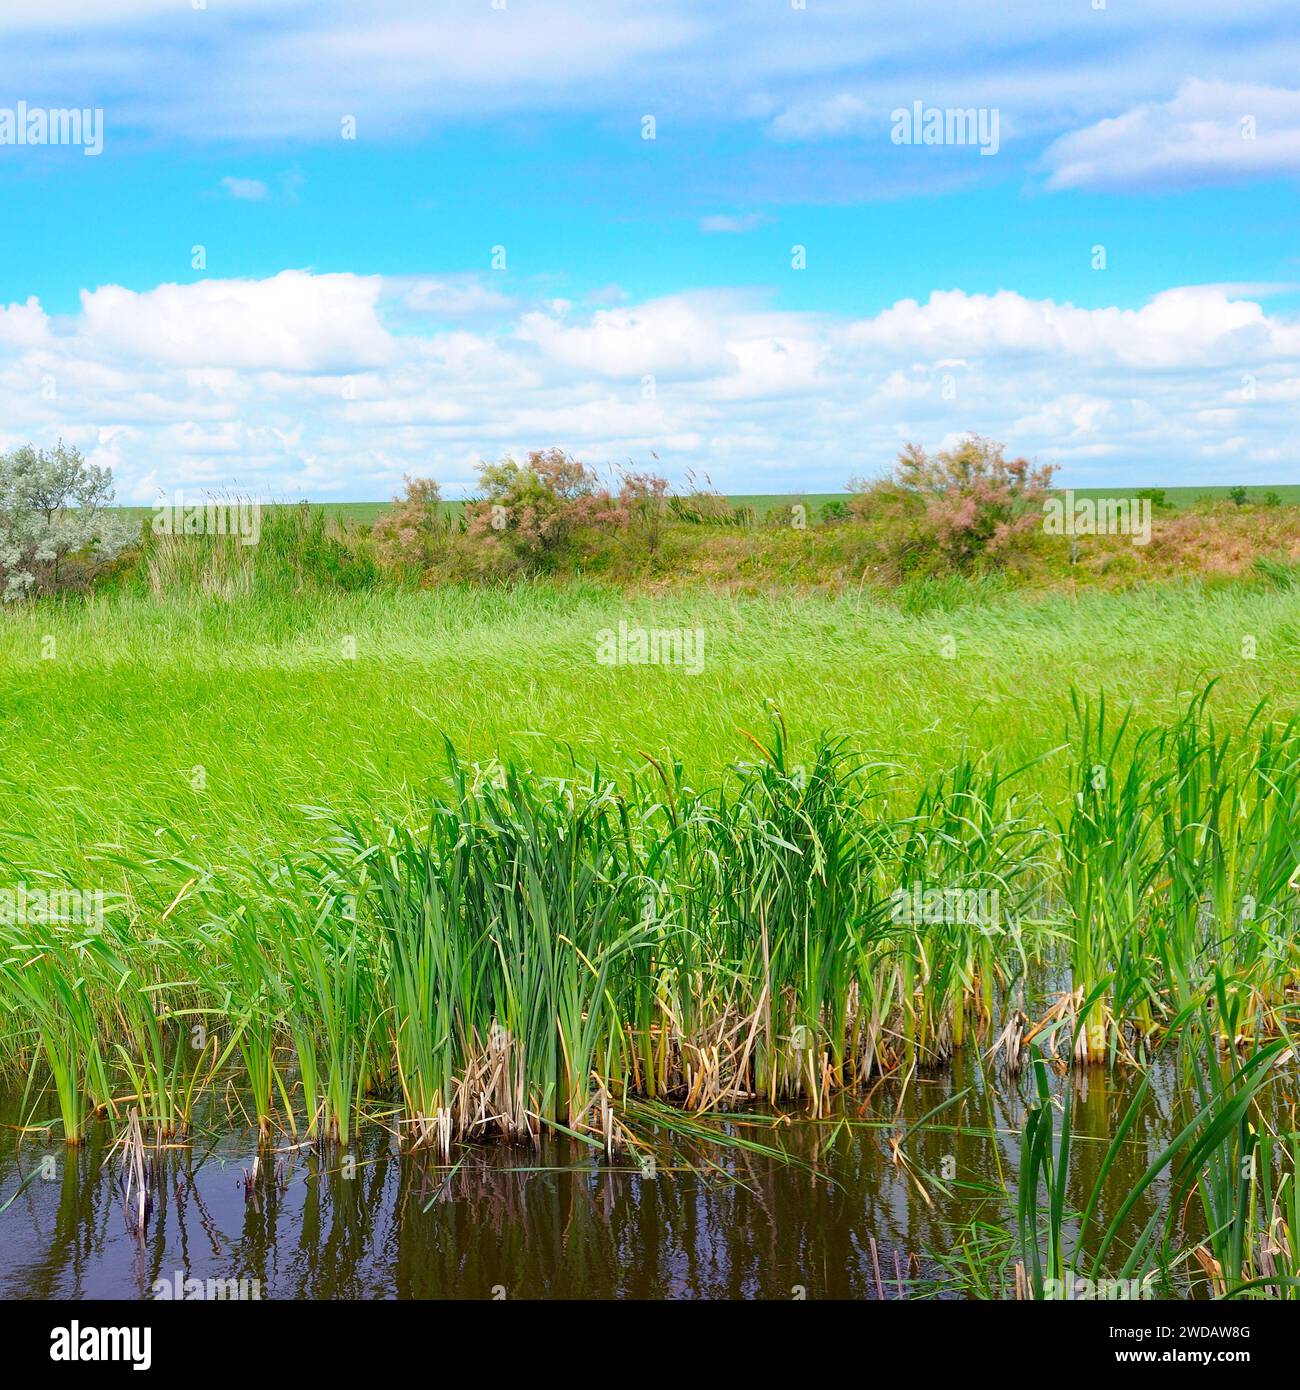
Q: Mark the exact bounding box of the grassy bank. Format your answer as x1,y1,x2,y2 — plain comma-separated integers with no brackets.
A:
101,485,1300,599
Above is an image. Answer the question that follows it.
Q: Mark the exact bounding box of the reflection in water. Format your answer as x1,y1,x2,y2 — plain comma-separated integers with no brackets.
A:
0,1055,1209,1299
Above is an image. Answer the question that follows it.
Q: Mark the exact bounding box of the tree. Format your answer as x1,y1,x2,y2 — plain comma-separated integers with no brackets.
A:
0,440,136,599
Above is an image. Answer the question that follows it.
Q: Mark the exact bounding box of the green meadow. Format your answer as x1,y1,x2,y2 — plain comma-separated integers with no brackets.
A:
1,578,1293,868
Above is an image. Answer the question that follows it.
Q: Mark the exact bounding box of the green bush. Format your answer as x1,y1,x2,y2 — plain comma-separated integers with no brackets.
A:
0,440,137,599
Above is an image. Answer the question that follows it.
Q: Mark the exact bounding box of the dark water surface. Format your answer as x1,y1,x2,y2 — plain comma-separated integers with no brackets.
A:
0,1055,1205,1299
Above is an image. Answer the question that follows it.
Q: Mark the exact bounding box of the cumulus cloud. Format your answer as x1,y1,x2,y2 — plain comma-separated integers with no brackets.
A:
1,272,1298,498
847,286,1299,369
0,298,54,350
76,271,394,371
1042,79,1300,191
514,297,741,380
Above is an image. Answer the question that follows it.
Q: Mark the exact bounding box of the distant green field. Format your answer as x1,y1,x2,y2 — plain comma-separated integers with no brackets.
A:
117,500,393,526
1064,485,1300,508
116,494,846,525
115,485,1298,527
745,485,1300,512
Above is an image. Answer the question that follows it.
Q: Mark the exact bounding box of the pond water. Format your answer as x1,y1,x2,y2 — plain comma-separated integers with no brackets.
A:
0,1053,1229,1299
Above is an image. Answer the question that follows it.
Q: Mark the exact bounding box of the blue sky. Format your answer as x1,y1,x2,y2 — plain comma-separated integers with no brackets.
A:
2,0,1299,499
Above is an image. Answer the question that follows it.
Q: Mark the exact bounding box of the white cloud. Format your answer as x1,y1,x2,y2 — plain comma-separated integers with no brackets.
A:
400,278,516,317
1,272,1298,497
76,271,394,371
698,212,773,234
847,286,1299,369
769,94,874,142
1042,79,1300,190
0,298,53,350
515,297,740,380
220,176,270,200
0,0,277,27
3,0,1299,167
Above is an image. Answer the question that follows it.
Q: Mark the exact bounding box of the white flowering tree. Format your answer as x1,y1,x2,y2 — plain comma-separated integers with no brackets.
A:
0,441,138,600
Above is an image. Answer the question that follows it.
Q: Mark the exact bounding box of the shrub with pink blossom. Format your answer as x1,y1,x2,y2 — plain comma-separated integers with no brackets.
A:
465,449,626,570
372,476,452,572
617,469,670,558
849,436,1056,574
